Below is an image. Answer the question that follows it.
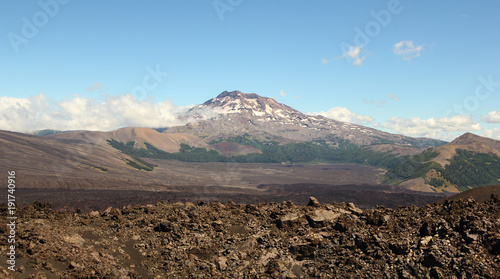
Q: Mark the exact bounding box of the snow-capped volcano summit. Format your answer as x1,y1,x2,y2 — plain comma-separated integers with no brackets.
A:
167,90,446,147
187,90,301,120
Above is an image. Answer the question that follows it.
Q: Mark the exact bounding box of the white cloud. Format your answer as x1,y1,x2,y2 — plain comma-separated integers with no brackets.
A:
340,45,366,66
393,41,424,61
482,128,500,140
383,115,482,139
311,107,374,124
482,111,500,123
0,94,191,133
321,58,330,64
280,90,287,96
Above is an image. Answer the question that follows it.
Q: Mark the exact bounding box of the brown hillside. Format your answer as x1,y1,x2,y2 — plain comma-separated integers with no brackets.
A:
46,127,208,152
0,129,132,181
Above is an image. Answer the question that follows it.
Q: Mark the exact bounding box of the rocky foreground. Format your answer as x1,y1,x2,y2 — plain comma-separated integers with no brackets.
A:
1,196,499,278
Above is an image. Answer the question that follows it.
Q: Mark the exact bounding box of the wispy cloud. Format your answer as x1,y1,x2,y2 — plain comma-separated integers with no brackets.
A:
280,90,287,96
310,107,374,124
387,94,400,102
321,58,330,64
481,111,500,123
340,45,366,66
85,82,103,92
364,94,400,107
0,94,191,133
383,115,481,139
393,41,424,61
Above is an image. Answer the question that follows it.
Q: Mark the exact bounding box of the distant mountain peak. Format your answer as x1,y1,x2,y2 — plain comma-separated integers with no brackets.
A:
450,133,500,145
448,132,500,155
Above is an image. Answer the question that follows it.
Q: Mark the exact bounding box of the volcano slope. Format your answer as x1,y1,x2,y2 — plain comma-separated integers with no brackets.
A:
0,195,498,278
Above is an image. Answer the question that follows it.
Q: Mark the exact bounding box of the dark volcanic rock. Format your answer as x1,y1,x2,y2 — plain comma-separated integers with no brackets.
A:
0,197,498,278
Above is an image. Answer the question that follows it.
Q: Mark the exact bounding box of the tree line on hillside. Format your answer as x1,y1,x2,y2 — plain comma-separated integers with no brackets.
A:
383,149,500,190
441,149,500,191
106,136,405,169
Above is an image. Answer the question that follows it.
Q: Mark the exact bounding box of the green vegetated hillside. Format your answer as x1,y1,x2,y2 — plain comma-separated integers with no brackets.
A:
107,140,157,171
107,133,500,192
383,150,442,185
107,134,408,170
383,148,500,192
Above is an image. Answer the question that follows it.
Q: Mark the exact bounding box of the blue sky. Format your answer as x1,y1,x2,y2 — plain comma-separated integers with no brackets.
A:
1,0,499,140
